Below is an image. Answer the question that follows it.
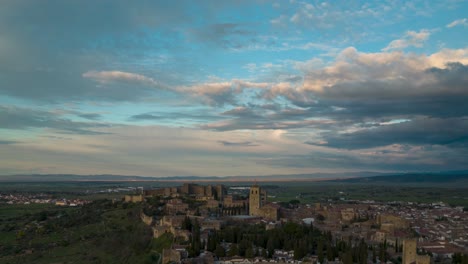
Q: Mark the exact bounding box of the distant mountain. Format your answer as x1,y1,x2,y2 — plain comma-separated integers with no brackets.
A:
326,172,468,185
1,171,467,183
0,172,385,182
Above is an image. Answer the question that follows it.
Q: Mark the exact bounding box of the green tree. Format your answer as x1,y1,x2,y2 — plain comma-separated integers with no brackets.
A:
245,245,254,258
327,242,335,261
343,250,353,264
182,216,192,231
215,244,225,258
317,240,324,263
372,247,377,263
228,244,239,257
294,241,306,260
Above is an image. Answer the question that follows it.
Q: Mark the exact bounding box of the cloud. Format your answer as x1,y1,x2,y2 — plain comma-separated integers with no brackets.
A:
179,80,269,106
202,118,333,132
267,47,468,113
0,2,199,103
0,106,111,135
238,47,468,154
130,113,163,120
0,140,19,145
446,18,468,28
129,111,221,124
310,117,468,150
382,29,431,51
270,15,288,27
77,113,101,120
82,71,159,86
218,141,259,147
257,144,468,171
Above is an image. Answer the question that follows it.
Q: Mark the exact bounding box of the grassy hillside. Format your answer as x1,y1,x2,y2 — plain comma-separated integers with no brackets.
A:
0,200,163,264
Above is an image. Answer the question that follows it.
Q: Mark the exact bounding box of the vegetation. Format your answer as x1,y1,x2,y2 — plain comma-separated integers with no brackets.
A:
452,253,468,264
0,200,157,264
205,221,371,261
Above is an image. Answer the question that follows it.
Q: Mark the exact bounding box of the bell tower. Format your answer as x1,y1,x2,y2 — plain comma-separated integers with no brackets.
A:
249,183,261,216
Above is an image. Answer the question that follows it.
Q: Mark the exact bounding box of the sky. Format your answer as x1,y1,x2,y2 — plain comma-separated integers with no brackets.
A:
0,0,467,177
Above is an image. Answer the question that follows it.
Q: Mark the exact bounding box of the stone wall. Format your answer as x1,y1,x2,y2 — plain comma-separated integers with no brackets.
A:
124,194,143,203
162,248,181,264
140,212,153,225
378,214,409,229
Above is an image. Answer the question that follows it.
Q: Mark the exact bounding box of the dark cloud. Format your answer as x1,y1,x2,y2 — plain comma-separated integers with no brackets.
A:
221,107,262,118
0,140,19,145
306,63,468,119
202,118,332,131
0,1,200,102
129,111,221,123
311,117,468,150
40,135,73,140
218,141,259,147
130,113,163,120
258,146,468,171
0,106,111,135
77,113,101,120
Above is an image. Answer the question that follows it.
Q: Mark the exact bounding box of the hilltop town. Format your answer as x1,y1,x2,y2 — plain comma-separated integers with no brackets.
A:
124,183,468,264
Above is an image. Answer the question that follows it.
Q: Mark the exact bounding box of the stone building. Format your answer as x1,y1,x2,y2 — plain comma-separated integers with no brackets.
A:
341,208,356,222
165,199,189,215
160,215,186,228
205,199,219,209
124,194,143,203
162,248,181,264
248,184,278,221
201,219,223,231
403,239,431,264
223,195,246,208
153,225,172,238
378,214,410,229
249,184,262,216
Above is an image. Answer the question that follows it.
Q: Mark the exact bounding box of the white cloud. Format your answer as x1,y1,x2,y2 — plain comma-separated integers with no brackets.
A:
176,79,270,105
82,71,159,86
301,47,468,93
446,18,468,28
427,48,468,68
382,29,431,51
270,15,288,26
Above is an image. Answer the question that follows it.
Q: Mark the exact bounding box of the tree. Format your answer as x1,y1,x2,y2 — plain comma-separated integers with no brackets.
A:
358,240,368,264
379,243,387,263
215,244,225,258
245,245,254,258
316,214,326,222
343,250,353,264
228,244,239,257
294,241,307,260
182,216,192,231
372,247,377,263
327,242,334,261
317,240,324,263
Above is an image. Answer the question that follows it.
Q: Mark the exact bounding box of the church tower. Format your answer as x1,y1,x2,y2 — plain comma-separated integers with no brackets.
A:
249,184,261,216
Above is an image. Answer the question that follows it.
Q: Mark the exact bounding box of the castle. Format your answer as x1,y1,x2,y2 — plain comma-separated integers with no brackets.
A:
248,183,279,221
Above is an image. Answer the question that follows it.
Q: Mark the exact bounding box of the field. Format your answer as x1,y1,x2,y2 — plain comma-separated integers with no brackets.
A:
267,183,468,207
